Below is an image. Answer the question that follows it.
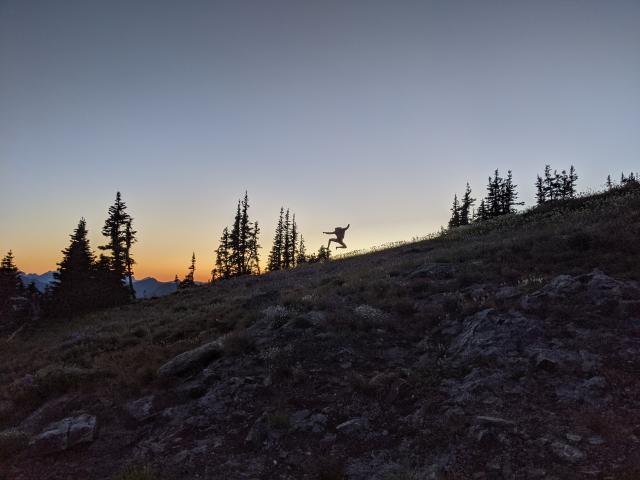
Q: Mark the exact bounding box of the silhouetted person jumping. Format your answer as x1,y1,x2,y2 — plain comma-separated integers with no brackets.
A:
324,224,350,249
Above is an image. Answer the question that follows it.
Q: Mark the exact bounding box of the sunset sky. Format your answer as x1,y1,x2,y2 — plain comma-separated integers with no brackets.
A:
1,0,639,281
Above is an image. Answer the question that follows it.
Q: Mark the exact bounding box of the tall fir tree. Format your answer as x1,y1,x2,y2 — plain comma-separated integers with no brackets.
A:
216,193,260,279
500,170,521,214
535,175,546,205
459,183,475,226
317,245,331,262
215,227,232,280
0,250,23,318
536,164,577,202
568,165,578,197
289,214,298,268
267,208,285,272
282,209,292,269
229,200,242,276
296,235,307,265
552,170,563,200
99,192,134,302
606,175,613,190
49,219,98,317
239,192,250,274
543,165,554,200
486,170,502,217
448,194,461,228
180,252,196,289
124,219,136,298
475,199,488,221
247,221,261,274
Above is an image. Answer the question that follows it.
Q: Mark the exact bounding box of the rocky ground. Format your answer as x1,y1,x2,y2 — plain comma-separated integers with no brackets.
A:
1,186,640,479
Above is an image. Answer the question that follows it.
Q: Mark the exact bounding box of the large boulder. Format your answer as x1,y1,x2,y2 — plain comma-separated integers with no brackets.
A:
408,263,457,280
447,309,543,367
157,340,223,377
521,270,639,312
31,414,97,455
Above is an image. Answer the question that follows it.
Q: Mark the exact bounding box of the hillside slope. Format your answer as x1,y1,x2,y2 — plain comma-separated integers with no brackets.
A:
1,184,640,479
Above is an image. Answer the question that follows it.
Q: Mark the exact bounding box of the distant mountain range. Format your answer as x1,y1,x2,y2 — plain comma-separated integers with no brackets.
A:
19,271,56,293
18,272,183,299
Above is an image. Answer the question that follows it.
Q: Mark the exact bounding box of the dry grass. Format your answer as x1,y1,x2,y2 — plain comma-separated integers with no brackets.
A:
1,183,639,431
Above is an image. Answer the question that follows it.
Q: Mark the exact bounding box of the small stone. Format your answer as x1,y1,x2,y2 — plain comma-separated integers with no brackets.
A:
550,441,585,463
336,417,369,434
320,433,336,444
474,416,515,427
588,435,605,445
566,433,582,442
157,340,223,377
125,396,154,421
67,414,97,446
289,409,310,425
584,376,607,390
495,286,520,301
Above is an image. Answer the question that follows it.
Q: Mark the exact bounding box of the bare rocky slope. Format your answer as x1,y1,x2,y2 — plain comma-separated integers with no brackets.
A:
1,185,640,480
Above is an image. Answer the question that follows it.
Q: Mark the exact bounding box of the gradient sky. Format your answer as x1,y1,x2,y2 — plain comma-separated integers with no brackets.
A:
1,0,639,281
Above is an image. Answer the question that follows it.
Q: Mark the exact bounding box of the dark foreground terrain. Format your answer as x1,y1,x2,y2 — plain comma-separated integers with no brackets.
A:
1,185,640,479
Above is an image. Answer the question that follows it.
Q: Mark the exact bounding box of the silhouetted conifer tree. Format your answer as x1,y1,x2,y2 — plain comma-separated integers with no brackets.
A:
247,221,261,274
239,192,250,274
180,252,196,289
475,199,488,221
606,175,613,190
535,175,545,205
215,227,232,279
289,214,298,267
296,235,307,264
229,200,242,276
459,183,475,225
500,170,521,214
486,170,502,217
0,250,23,318
99,192,134,302
268,208,285,272
567,165,578,197
124,219,136,298
536,165,577,202
282,209,292,269
620,172,638,185
543,165,554,200
317,245,331,262
448,194,461,228
551,169,562,200
477,169,521,217
217,193,260,278
49,219,99,317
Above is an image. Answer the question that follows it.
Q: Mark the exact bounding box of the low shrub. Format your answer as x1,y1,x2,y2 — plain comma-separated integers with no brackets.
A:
113,463,156,480
221,330,255,356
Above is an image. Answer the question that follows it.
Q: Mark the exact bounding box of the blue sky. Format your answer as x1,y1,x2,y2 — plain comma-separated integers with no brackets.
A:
1,0,639,280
